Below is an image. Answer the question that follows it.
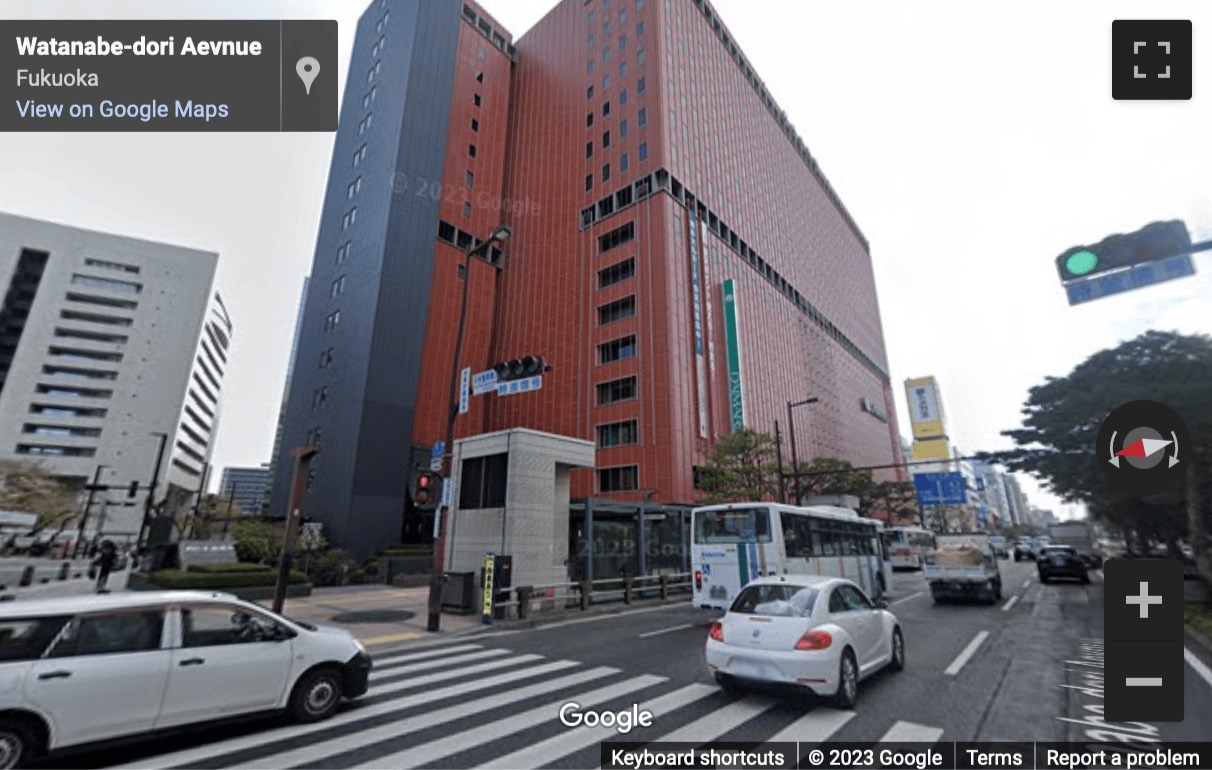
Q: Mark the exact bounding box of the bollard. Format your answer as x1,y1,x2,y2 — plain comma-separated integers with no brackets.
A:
517,586,533,619
579,580,591,610
659,573,669,599
623,576,633,604
58,562,70,581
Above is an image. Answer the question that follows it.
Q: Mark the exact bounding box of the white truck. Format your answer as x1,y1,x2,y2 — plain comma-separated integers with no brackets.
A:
923,533,1002,604
1047,521,1101,568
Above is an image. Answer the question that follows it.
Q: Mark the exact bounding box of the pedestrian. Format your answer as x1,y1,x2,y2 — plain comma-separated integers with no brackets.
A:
93,539,118,592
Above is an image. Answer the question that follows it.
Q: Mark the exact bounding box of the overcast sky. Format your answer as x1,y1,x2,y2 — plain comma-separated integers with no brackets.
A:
2,1,1209,520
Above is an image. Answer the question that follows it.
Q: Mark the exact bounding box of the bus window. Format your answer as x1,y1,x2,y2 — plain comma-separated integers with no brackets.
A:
694,508,772,543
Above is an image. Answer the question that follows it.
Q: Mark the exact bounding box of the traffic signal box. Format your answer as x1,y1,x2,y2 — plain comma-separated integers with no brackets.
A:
492,355,549,383
411,467,440,510
1056,220,1191,282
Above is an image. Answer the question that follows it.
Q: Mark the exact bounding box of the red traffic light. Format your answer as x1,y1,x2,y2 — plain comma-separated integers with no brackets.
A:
413,470,439,509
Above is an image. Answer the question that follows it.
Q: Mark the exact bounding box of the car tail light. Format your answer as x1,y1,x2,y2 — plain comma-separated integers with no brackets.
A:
708,621,724,643
795,630,832,651
695,570,702,590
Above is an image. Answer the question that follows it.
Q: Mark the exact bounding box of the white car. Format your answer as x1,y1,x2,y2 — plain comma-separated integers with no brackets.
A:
0,590,372,768
705,575,903,708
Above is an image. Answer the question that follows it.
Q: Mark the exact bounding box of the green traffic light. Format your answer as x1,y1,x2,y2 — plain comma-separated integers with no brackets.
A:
1064,249,1100,276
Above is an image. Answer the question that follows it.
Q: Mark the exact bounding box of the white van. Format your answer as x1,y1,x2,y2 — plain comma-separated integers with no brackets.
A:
0,590,372,768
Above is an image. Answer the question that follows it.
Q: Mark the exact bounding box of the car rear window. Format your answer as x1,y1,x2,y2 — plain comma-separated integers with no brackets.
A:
0,616,71,662
729,584,818,617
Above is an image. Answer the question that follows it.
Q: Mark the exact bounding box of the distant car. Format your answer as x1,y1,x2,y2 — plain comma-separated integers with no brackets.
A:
1037,545,1089,584
705,575,903,709
0,590,371,768
988,536,1009,558
1013,540,1036,562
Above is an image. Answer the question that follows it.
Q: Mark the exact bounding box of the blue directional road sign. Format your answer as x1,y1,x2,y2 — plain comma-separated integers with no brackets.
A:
1065,254,1196,306
913,472,968,506
432,442,444,458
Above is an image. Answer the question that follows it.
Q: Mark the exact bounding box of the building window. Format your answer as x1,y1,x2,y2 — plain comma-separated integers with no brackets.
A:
587,85,594,100
347,177,362,199
619,88,628,105
620,61,628,78
637,0,644,10
597,420,638,448
84,258,139,274
473,93,481,106
588,59,595,74
619,119,628,138
637,76,646,93
471,118,479,132
469,144,477,158
599,221,635,252
462,201,472,219
638,107,646,126
603,49,611,66
586,173,593,191
637,49,646,65
588,32,595,47
599,334,636,363
466,171,474,187
637,20,644,35
619,34,627,51
598,465,638,492
330,276,346,298
596,375,637,404
341,208,357,230
318,348,333,369
587,112,594,127
352,143,367,167
620,153,629,172
597,295,635,325
603,101,611,117
336,241,351,264
586,142,593,159
602,130,611,148
603,74,611,89
324,310,341,332
459,453,507,509
602,163,611,182
599,257,635,288
69,274,142,294
639,142,648,161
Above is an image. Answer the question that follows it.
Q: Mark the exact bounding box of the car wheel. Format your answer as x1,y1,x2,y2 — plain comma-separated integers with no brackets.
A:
831,650,859,709
1014,554,1020,562
0,718,40,770
1081,574,1090,584
288,667,343,723
889,627,905,672
993,580,1003,601
714,672,742,694
1040,574,1050,584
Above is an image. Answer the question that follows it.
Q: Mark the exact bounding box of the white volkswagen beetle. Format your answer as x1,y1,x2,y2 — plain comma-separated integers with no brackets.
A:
704,574,903,708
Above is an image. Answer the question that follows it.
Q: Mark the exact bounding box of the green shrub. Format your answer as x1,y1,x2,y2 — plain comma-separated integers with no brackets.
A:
347,569,366,585
307,548,352,587
150,569,307,589
364,560,379,576
383,546,431,556
186,563,273,574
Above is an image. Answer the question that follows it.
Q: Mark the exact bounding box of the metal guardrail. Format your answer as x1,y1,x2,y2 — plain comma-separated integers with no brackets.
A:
486,572,694,620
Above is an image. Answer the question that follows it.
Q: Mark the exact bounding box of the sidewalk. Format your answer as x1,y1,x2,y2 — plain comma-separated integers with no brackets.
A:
0,563,131,602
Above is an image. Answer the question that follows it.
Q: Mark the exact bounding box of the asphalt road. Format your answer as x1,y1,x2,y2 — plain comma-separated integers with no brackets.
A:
34,559,1212,769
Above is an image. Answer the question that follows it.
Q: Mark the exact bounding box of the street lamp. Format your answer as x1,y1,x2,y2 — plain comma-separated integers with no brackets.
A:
427,224,512,633
74,464,107,558
786,397,819,504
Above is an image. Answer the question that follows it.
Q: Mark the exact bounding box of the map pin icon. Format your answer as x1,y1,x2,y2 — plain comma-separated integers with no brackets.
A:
296,56,320,95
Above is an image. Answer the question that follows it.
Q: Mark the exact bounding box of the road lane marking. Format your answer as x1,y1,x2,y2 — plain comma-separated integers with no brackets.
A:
768,708,855,743
1001,596,1019,612
388,648,510,674
489,602,688,636
944,630,989,676
360,631,421,646
1186,647,1212,689
639,623,693,638
889,591,923,607
1022,580,1031,588
880,720,944,742
363,675,666,769
373,644,482,667
657,696,778,742
109,658,583,770
476,684,717,769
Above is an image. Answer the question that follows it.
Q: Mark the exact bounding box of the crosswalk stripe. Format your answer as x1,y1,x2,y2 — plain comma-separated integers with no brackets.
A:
880,720,944,742
371,643,483,669
236,666,626,770
109,657,579,770
767,707,856,743
656,696,779,743
476,683,718,770
369,653,545,689
385,647,510,674
362,674,667,769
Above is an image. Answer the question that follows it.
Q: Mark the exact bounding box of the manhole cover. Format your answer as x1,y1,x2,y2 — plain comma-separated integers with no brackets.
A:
330,610,415,624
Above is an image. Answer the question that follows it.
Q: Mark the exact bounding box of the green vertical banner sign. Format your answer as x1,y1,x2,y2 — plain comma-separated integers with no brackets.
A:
482,552,495,624
721,279,745,430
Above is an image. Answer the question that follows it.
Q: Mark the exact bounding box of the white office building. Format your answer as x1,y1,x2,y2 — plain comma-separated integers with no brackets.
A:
0,212,229,540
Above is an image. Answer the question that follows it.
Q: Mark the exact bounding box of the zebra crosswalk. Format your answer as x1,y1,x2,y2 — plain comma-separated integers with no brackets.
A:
100,642,949,770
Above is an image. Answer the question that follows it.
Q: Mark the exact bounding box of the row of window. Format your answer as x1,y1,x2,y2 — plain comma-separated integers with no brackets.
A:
30,403,107,419
781,514,880,559
461,4,517,60
83,258,139,275
22,423,102,438
70,273,141,295
35,383,112,399
15,444,96,457
586,77,645,128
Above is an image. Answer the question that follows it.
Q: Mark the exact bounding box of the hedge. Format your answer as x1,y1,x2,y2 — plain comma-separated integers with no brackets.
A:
383,547,431,556
186,563,274,574
150,569,308,589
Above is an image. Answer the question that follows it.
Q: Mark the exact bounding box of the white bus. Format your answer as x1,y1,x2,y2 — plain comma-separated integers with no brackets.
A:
882,526,937,570
691,502,890,610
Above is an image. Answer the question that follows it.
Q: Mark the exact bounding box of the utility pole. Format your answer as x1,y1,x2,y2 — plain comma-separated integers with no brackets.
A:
74,465,106,558
137,432,169,556
272,445,320,613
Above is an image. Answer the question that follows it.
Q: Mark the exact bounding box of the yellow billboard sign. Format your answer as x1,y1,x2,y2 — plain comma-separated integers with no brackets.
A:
910,438,952,461
482,553,495,624
904,377,946,439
